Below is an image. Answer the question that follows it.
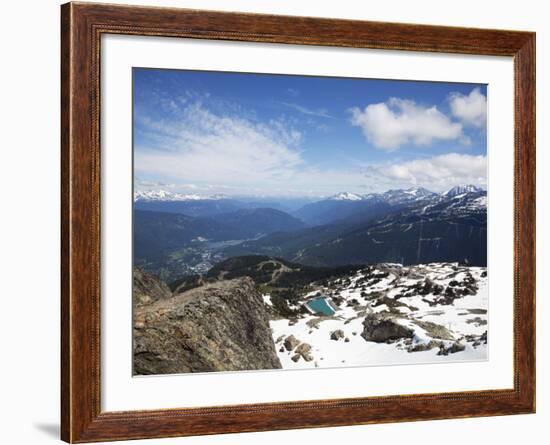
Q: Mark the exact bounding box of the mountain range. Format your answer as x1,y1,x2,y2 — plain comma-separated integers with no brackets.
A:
134,185,487,280
134,191,316,216
294,187,442,225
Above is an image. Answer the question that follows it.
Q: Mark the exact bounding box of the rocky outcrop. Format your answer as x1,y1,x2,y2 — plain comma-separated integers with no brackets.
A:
361,313,414,343
133,268,172,307
134,277,282,375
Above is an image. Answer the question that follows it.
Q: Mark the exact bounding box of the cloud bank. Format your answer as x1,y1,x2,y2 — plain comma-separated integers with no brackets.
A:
449,87,487,128
349,98,465,150
135,91,486,197
363,153,487,192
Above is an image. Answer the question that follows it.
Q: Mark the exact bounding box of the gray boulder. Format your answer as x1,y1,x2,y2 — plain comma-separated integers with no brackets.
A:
361,314,414,343
283,335,300,351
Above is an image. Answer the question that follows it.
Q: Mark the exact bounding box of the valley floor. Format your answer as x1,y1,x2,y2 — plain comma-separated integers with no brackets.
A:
267,263,488,370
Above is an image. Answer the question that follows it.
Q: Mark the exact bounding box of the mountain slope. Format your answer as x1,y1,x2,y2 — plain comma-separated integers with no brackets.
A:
133,209,242,260
207,255,362,289
223,188,487,267
296,188,487,266
211,208,305,235
134,207,308,281
294,197,392,226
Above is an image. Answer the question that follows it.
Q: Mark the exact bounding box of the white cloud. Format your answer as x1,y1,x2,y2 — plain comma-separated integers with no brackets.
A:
135,100,377,197
350,98,465,150
280,102,332,118
363,153,487,192
449,87,487,127
135,102,305,193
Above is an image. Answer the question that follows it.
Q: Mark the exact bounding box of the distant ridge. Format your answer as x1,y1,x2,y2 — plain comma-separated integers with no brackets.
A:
134,190,227,202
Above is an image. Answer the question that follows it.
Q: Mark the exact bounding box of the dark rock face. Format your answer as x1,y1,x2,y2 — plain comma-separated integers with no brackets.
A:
133,268,172,307
133,277,282,375
361,314,414,343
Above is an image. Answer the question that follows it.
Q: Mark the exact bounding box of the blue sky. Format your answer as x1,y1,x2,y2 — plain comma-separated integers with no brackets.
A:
133,68,487,198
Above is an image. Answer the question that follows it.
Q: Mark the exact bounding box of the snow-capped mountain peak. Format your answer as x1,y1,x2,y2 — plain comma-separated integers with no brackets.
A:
404,186,433,197
378,187,436,205
330,192,364,201
444,185,483,197
134,190,226,202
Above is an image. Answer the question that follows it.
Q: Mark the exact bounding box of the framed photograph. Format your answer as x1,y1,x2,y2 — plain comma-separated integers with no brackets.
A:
61,2,535,442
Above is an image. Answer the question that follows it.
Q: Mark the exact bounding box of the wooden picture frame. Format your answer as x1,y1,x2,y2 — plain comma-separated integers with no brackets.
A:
61,2,535,442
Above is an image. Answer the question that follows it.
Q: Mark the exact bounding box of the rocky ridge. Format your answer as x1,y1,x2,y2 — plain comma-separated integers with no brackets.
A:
134,275,281,375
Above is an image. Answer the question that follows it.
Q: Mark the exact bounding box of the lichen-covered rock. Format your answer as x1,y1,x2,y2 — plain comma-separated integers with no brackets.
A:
407,340,442,352
330,329,345,341
133,277,282,374
437,341,466,356
413,320,455,340
361,314,414,343
295,343,313,361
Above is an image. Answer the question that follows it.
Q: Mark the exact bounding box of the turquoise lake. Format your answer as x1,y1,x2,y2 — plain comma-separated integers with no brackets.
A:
306,297,335,316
